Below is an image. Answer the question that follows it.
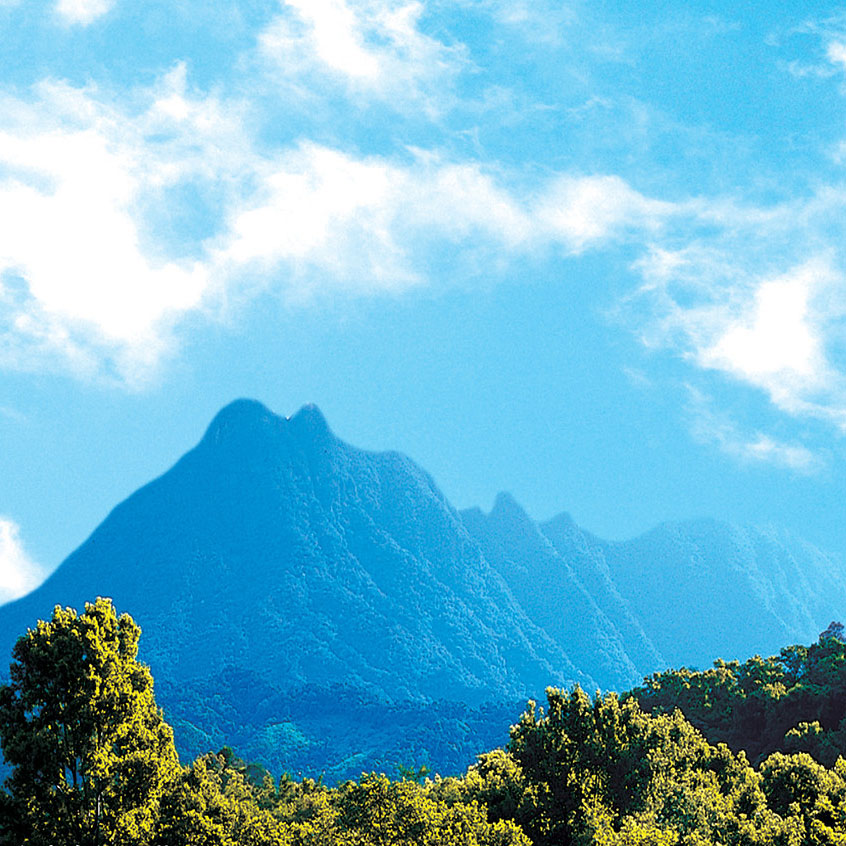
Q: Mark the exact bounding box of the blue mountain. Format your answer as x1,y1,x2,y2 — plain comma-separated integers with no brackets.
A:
1,399,845,778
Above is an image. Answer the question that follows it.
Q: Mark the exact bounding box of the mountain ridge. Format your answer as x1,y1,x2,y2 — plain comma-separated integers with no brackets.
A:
0,400,592,705
2,399,845,777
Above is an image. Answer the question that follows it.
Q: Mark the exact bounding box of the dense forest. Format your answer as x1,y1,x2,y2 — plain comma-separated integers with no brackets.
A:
8,401,846,786
6,601,846,844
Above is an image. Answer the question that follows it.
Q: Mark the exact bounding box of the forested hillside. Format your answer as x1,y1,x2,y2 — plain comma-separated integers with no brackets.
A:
7,601,846,844
630,621,846,767
1,399,845,779
0,399,591,706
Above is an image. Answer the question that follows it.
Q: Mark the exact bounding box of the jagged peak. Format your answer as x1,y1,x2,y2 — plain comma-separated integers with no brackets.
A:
543,510,577,534
200,400,338,456
209,398,275,427
489,491,531,524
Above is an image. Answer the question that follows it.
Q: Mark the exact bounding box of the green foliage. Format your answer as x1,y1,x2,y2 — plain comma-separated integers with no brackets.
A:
504,687,805,846
397,762,431,784
156,750,292,846
0,598,531,845
336,772,530,846
758,752,846,843
630,625,846,767
446,747,537,826
13,602,846,845
160,759,531,846
0,597,181,845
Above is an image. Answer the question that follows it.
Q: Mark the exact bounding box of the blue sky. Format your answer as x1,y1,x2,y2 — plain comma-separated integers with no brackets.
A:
3,0,846,600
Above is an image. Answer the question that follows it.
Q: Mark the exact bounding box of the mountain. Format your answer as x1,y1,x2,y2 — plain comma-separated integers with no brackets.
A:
0,399,592,707
600,519,846,669
461,493,651,692
1,399,845,779
538,511,664,674
537,512,846,671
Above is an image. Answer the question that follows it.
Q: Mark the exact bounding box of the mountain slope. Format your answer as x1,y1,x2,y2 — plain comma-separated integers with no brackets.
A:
462,493,648,691
2,400,846,778
0,399,587,705
537,511,665,675
602,518,846,668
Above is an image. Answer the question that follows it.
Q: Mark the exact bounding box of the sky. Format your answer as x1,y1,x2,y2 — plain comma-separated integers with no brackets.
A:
3,0,846,602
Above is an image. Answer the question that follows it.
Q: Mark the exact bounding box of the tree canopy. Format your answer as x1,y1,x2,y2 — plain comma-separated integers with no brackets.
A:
7,602,846,844
0,597,180,845
629,622,846,766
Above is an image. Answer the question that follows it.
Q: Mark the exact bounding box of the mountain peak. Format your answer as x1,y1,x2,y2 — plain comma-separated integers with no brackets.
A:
288,403,332,440
490,492,531,525
543,511,577,534
204,398,276,437
201,400,336,454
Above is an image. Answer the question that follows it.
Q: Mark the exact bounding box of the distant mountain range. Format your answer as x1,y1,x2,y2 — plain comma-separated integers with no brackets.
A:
1,399,844,779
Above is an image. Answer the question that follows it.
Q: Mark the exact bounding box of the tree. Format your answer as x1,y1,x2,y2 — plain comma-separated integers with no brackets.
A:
508,687,779,846
335,772,530,846
0,597,181,845
820,622,845,643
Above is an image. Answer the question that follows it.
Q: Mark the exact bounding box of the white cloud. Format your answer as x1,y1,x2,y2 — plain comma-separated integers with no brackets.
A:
785,17,846,80
537,175,674,252
213,145,676,297
827,41,846,70
0,518,46,604
698,260,835,402
473,0,577,46
282,0,381,80
55,0,114,25
742,435,821,471
259,0,466,112
0,69,248,385
635,246,846,429
0,64,682,385
215,144,415,291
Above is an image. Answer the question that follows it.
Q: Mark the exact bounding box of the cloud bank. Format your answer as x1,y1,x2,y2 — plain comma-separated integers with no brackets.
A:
0,68,678,385
2,1,846,473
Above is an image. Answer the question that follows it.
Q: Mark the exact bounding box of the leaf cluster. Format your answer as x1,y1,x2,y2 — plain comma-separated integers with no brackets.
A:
494,685,846,846
629,623,846,765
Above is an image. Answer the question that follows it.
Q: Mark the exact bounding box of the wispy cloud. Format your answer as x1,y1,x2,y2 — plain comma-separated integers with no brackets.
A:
686,388,823,474
0,517,46,604
55,0,114,25
633,229,846,432
474,0,577,46
0,66,679,384
259,0,467,113
0,68,247,385
626,117,846,431
616,13,846,457
784,13,846,79
827,41,846,71
212,147,677,299
5,0,846,438
697,260,836,404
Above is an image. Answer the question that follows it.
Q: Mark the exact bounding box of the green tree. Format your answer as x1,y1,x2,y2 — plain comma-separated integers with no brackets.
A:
508,686,785,846
759,752,846,843
334,772,529,846
0,597,181,846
